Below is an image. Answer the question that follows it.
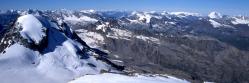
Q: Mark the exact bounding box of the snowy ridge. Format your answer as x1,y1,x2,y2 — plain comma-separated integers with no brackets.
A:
209,19,222,28
232,17,249,26
63,15,98,24
170,12,200,17
80,9,96,13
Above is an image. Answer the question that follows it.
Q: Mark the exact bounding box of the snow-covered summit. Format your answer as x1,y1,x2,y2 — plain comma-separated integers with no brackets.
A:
231,16,249,26
16,14,46,44
208,12,223,19
80,9,96,13
0,14,123,83
170,12,200,17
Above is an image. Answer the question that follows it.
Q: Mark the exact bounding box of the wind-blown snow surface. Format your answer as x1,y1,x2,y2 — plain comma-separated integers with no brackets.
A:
0,44,53,83
69,73,189,83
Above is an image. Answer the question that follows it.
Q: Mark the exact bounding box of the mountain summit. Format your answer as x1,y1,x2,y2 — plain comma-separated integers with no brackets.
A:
208,11,223,19
0,14,123,83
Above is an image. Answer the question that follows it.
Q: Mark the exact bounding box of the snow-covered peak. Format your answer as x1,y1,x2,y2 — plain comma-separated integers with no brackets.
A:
231,16,249,26
0,14,123,83
16,14,46,44
63,15,98,24
80,9,96,13
131,11,164,23
131,11,152,23
170,12,200,17
208,12,222,19
161,11,169,15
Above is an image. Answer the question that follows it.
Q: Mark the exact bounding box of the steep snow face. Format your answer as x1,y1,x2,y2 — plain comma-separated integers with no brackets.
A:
16,14,46,44
69,73,190,83
209,19,222,28
208,12,222,19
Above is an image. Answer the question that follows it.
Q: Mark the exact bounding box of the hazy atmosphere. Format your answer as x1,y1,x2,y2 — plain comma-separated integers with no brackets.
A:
1,0,249,15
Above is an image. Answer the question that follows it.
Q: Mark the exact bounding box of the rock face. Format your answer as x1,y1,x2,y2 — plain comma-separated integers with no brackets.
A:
0,14,123,83
1,10,249,83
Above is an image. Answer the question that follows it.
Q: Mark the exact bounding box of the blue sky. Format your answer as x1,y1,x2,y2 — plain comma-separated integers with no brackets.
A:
1,0,249,16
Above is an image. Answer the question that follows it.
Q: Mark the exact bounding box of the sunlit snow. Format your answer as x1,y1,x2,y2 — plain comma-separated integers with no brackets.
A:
17,14,46,44
69,73,190,83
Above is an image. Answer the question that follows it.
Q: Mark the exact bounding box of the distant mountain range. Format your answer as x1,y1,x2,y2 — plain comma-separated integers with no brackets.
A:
1,9,249,83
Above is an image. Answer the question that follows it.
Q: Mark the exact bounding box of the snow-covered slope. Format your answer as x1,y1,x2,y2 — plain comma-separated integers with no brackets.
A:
232,16,249,26
69,73,189,83
209,19,222,28
16,14,46,44
0,14,119,83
